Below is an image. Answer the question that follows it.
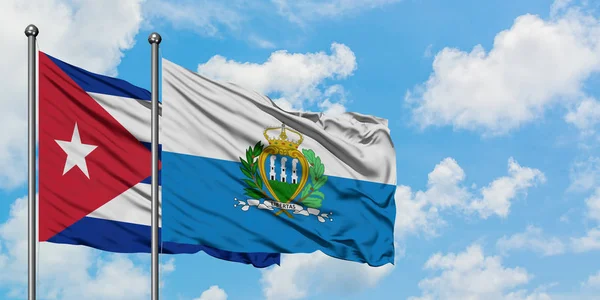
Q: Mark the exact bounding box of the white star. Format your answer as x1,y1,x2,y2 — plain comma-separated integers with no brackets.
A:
55,123,98,179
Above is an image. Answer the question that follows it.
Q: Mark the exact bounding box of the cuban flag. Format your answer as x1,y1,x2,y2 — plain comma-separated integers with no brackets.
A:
37,51,280,268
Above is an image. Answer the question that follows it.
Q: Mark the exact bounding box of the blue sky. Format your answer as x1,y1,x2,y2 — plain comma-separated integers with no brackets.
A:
2,0,600,299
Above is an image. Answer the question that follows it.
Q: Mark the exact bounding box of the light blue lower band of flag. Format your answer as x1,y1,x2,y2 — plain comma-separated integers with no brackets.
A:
162,152,396,266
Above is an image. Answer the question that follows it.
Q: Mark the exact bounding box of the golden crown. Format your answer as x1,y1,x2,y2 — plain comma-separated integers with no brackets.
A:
263,124,304,150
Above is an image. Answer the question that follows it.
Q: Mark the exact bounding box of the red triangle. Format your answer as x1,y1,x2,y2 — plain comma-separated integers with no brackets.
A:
39,52,156,242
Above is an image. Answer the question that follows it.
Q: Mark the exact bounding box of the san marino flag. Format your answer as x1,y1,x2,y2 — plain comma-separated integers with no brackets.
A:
161,58,397,266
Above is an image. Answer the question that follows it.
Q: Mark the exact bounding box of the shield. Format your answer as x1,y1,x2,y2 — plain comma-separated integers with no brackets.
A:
258,145,309,204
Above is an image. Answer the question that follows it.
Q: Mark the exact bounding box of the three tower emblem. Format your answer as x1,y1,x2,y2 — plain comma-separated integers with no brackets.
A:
234,123,333,223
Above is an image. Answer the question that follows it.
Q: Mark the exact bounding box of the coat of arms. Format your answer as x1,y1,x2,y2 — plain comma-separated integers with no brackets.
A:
234,124,333,223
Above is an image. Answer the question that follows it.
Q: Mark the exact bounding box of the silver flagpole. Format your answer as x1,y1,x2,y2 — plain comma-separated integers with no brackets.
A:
148,32,162,300
25,24,39,300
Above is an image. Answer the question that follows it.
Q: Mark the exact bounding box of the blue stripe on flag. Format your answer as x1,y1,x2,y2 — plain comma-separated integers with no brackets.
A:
162,152,396,266
47,216,279,268
44,53,151,101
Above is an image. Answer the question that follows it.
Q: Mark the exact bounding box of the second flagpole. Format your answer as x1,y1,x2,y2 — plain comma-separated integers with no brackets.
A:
149,32,162,300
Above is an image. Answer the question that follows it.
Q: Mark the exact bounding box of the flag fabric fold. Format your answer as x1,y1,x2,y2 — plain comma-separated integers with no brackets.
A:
161,58,397,266
38,51,280,268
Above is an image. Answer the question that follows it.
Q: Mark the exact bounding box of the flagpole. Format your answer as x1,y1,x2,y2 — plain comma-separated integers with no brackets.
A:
148,32,162,300
25,24,39,300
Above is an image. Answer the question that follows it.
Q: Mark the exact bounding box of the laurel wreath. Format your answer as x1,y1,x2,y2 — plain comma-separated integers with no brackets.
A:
239,141,268,201
239,142,328,209
298,149,328,209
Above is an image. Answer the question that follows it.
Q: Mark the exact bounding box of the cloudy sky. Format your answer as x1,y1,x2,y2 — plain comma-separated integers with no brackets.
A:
2,0,600,299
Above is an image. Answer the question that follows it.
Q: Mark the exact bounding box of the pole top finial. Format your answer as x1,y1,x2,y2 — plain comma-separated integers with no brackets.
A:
148,32,162,44
24,24,39,37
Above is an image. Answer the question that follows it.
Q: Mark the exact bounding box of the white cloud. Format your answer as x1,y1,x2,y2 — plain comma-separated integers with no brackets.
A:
143,0,399,47
197,43,356,112
143,0,400,45
569,156,600,192
394,158,469,238
585,188,600,222
424,44,434,58
550,0,575,17
409,244,550,300
496,225,566,256
565,97,600,136
571,228,600,252
194,285,228,300
0,0,145,189
143,0,243,37
504,290,553,300
272,0,401,25
396,157,545,238
422,157,471,209
394,185,445,238
248,35,277,49
318,99,347,116
582,270,600,289
570,187,600,253
406,3,600,135
317,85,349,116
469,158,546,219
260,251,394,300
160,257,176,273
0,196,159,299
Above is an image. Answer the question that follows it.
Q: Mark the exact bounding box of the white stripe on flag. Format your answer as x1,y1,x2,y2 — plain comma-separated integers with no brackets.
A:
87,183,161,226
89,92,161,143
161,58,396,185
